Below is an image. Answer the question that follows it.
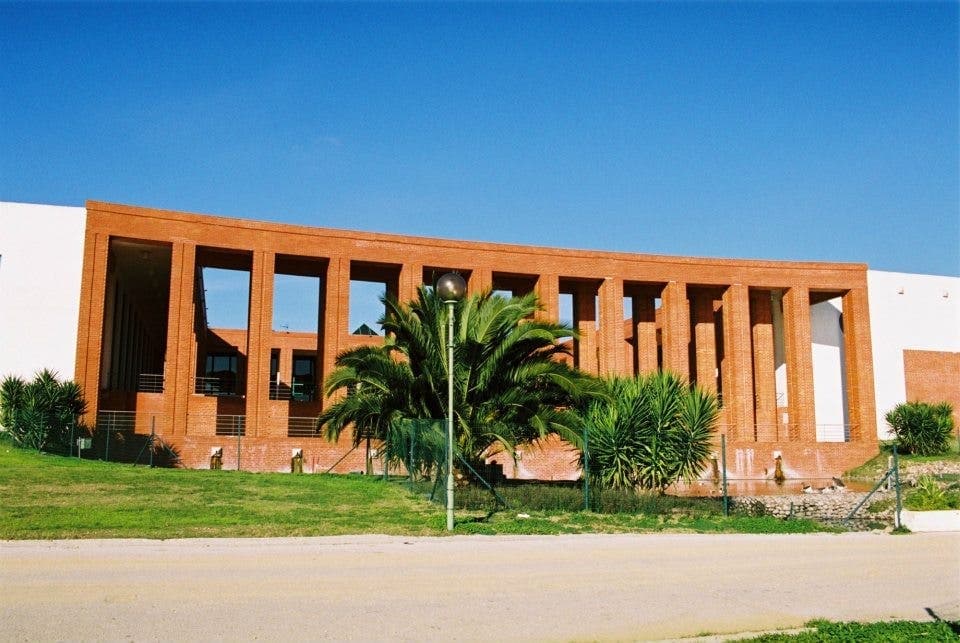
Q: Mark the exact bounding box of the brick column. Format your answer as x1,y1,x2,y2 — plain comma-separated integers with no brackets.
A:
691,295,718,394
721,284,755,441
574,283,599,375
535,273,560,323
783,285,816,442
320,256,349,399
245,251,275,437
632,295,659,375
74,231,111,426
750,291,778,441
468,267,492,295
599,277,626,375
842,287,878,443
398,262,423,305
660,281,690,380
163,242,197,436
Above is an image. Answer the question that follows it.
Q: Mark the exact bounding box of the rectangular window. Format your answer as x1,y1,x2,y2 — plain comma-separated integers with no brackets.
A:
292,355,315,402
202,353,238,395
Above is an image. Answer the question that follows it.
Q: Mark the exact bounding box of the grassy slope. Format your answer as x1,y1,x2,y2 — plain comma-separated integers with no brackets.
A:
0,443,831,539
845,443,960,480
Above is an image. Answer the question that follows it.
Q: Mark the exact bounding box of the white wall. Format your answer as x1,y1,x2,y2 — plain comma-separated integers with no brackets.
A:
868,270,960,438
0,202,86,382
810,298,848,441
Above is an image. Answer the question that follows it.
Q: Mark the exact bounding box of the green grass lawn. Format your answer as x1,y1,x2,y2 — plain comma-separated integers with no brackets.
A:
0,443,834,539
745,619,959,641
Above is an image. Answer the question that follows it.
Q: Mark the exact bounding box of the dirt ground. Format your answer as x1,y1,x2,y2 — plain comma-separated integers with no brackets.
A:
2,532,958,642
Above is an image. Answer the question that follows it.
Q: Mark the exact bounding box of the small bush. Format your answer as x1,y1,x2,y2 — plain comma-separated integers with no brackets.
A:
905,475,960,511
885,401,954,456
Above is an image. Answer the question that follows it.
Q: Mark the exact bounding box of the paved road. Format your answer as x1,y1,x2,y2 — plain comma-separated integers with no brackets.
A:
2,533,958,642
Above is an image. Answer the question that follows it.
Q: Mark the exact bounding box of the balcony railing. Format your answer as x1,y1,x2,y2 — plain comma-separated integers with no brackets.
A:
215,414,246,436
268,381,315,402
137,373,164,393
195,376,238,397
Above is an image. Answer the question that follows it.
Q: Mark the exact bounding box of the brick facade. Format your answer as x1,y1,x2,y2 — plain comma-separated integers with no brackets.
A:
75,201,880,479
903,349,960,430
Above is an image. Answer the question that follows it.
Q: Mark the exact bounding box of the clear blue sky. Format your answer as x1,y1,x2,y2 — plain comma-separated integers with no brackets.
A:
2,2,958,281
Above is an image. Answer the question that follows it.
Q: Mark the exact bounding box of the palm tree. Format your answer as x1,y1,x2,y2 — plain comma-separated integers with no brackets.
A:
582,371,718,494
318,287,602,470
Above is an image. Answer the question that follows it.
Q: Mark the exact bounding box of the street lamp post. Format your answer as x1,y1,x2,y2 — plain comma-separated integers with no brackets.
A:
435,272,467,531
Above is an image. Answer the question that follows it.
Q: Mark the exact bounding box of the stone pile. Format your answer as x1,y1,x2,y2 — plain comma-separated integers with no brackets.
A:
730,490,895,525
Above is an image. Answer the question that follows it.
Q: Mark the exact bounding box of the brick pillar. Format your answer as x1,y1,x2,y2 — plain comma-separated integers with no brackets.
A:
633,295,659,375
574,283,599,375
278,348,293,393
163,242,197,436
74,231,111,426
842,287,878,443
691,295,718,394
599,277,627,375
245,251,275,438
398,262,423,305
535,273,560,323
750,291,778,441
783,285,816,442
320,256,349,403
660,281,690,380
721,284,755,442
468,268,492,295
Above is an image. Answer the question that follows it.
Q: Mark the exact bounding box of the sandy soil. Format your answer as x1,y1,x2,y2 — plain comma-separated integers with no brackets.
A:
2,532,958,642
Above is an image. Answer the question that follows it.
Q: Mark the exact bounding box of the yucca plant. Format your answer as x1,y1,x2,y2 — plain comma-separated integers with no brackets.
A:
885,401,954,456
0,375,26,431
0,370,87,453
582,372,719,494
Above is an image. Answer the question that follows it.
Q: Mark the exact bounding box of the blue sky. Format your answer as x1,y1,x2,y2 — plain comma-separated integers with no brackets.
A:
2,2,958,292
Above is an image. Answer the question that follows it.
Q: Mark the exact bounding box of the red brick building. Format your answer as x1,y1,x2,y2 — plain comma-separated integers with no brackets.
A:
74,201,879,478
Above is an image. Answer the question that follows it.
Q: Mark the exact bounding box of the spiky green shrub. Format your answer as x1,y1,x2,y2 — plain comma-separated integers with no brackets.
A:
582,372,719,494
904,475,960,511
885,401,954,456
0,370,87,453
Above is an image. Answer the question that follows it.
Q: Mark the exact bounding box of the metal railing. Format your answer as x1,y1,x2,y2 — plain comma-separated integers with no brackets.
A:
714,423,860,443
194,376,238,396
215,414,246,436
137,373,164,393
269,382,292,400
96,409,137,432
268,381,315,402
287,416,320,438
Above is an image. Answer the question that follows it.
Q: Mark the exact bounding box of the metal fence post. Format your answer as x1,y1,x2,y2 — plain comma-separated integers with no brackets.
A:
893,444,902,528
721,434,729,516
236,422,241,471
409,422,415,485
149,417,155,468
583,425,590,512
104,414,112,462
69,421,75,458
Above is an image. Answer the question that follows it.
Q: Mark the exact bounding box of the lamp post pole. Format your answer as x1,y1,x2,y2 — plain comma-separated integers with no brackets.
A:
446,298,456,531
436,272,466,532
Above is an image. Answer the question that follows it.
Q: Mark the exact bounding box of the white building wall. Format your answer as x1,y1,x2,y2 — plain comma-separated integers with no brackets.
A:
0,202,86,381
868,270,960,438
810,298,848,441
